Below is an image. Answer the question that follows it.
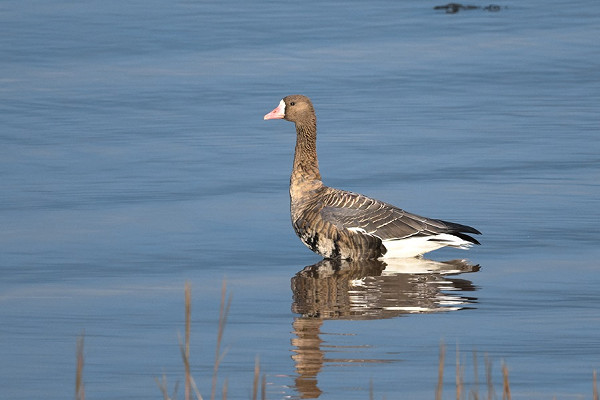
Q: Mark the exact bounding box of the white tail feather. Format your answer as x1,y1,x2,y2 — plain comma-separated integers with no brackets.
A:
381,234,473,258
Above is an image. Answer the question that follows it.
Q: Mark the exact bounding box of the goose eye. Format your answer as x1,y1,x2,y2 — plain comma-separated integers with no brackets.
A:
290,102,295,106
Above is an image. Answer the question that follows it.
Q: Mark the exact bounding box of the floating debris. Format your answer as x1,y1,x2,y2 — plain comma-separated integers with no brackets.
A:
434,3,504,13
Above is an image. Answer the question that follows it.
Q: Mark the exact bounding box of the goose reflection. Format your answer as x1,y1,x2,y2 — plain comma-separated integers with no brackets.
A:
290,257,480,398
292,257,479,319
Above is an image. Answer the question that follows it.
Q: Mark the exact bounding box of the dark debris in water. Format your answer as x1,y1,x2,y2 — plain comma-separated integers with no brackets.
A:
434,3,505,13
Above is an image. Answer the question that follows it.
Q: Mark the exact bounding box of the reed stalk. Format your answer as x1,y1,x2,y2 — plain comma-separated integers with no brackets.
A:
436,341,446,400
485,353,494,400
177,283,203,400
252,357,260,400
502,362,511,400
222,378,228,400
211,280,232,400
155,374,179,400
75,332,85,400
185,282,191,400
455,345,464,400
470,350,479,400
594,370,598,400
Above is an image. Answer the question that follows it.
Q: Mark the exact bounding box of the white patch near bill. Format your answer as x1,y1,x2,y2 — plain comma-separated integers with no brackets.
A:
278,99,286,114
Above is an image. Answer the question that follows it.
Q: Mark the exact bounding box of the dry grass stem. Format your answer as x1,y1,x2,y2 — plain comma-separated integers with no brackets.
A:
502,362,511,400
75,332,85,400
471,350,479,400
155,374,179,400
456,345,464,400
185,282,192,400
594,370,598,400
485,354,494,400
211,280,232,400
222,378,228,400
252,356,260,400
436,341,446,400
154,375,169,400
177,282,203,400
177,334,203,400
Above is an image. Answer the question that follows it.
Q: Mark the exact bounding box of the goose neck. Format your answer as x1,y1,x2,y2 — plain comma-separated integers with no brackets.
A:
292,122,321,184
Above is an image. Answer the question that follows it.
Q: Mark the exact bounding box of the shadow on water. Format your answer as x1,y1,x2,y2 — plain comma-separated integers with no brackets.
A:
290,257,480,398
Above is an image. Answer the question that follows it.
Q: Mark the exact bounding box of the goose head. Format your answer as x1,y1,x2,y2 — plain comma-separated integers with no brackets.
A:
264,95,315,125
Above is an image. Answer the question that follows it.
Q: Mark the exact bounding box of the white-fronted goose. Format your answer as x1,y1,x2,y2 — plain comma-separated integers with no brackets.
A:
264,95,481,260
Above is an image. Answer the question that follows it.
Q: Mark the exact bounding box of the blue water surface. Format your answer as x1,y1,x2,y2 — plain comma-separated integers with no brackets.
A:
1,0,599,399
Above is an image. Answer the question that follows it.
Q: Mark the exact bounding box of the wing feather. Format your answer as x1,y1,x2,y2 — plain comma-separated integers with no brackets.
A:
319,188,480,243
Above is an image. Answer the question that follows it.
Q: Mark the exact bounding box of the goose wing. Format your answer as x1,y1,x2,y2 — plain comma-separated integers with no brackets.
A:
319,189,480,243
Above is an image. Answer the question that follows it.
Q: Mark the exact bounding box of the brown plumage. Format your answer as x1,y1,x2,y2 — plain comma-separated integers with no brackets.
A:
264,95,481,260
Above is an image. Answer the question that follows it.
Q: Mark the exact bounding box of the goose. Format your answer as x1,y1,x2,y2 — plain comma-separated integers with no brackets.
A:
264,95,481,260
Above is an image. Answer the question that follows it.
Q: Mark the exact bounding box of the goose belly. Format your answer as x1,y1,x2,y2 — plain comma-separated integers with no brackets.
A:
297,229,340,258
293,220,386,260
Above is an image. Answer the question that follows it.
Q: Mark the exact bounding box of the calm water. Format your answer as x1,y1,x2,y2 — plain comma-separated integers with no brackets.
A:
1,0,599,399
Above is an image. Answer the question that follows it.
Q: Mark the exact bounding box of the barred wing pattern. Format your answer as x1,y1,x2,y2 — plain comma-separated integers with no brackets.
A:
319,188,480,246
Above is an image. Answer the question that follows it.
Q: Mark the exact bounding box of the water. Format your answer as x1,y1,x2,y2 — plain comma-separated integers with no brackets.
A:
1,0,599,398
